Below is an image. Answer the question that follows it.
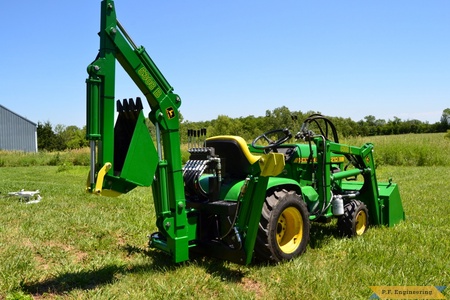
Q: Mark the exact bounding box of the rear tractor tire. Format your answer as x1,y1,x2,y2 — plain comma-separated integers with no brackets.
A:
255,189,310,263
337,200,369,237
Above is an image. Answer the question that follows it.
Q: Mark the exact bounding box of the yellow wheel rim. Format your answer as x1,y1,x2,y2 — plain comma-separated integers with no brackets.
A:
276,207,303,253
355,210,367,235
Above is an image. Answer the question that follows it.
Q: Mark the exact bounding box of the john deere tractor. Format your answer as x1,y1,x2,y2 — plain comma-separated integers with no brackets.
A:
86,0,405,265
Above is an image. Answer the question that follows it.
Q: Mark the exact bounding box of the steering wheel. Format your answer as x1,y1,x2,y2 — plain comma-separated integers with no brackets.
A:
252,128,292,150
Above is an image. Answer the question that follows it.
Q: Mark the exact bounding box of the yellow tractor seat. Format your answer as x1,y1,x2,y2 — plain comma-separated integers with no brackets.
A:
206,135,260,180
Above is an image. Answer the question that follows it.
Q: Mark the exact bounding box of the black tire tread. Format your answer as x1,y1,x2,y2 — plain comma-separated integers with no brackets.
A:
337,200,369,237
254,189,310,262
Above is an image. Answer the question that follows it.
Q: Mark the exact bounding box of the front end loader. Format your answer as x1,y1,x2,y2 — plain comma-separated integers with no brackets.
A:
86,0,405,265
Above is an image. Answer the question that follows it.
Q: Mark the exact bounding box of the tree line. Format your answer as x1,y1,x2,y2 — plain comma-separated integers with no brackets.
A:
37,107,450,151
180,107,450,143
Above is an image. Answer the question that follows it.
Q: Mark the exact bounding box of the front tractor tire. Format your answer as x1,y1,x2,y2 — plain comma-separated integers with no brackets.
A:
255,189,310,263
337,200,369,237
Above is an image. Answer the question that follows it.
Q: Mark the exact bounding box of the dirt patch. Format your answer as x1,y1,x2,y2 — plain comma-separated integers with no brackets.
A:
240,277,266,299
24,239,90,272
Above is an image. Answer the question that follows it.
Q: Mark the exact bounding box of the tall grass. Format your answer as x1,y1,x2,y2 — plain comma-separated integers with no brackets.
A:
0,148,90,168
343,133,450,167
1,133,448,168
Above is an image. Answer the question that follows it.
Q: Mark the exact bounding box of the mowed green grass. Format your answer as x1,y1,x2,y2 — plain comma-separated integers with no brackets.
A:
0,136,449,299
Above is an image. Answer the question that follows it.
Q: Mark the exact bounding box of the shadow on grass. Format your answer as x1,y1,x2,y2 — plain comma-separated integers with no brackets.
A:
123,243,246,282
21,264,124,296
21,244,245,297
20,246,167,296
21,223,342,296
308,220,342,249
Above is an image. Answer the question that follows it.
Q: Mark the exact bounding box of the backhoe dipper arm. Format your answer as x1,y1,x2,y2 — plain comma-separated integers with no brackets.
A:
86,0,191,263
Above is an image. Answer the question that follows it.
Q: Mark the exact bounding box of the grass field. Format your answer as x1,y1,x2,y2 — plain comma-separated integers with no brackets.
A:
0,134,449,299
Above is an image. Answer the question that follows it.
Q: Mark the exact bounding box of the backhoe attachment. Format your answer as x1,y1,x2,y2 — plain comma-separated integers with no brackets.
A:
86,0,191,263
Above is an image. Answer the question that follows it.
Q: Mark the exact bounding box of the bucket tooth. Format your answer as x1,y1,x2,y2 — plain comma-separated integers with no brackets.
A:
136,97,143,111
117,100,124,113
128,98,136,111
122,99,129,112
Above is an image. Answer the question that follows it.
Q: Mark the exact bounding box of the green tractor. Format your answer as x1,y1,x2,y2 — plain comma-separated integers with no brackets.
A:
86,0,405,265
183,113,405,263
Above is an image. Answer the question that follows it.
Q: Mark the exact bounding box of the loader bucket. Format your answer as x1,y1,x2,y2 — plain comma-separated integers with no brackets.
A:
341,180,405,227
378,182,406,227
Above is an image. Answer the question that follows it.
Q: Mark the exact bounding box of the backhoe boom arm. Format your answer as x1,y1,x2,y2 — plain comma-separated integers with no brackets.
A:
86,0,191,263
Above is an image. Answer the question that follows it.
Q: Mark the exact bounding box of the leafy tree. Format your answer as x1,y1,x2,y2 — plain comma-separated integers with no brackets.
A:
440,108,450,130
64,126,88,149
37,121,58,151
364,115,377,136
269,106,294,130
331,117,358,138
52,124,67,150
238,115,261,141
37,122,89,151
208,115,243,136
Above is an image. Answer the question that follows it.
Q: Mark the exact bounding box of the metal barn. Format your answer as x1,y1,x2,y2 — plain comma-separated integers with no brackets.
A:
0,105,37,152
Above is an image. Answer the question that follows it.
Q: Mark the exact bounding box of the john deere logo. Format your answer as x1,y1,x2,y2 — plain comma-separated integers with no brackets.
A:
166,107,175,119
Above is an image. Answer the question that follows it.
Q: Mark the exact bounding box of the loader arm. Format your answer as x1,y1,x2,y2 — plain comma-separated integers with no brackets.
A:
314,137,404,226
86,0,191,263
315,139,382,224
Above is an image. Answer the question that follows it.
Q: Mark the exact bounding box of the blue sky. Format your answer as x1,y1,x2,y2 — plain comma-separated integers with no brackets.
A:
1,0,449,128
